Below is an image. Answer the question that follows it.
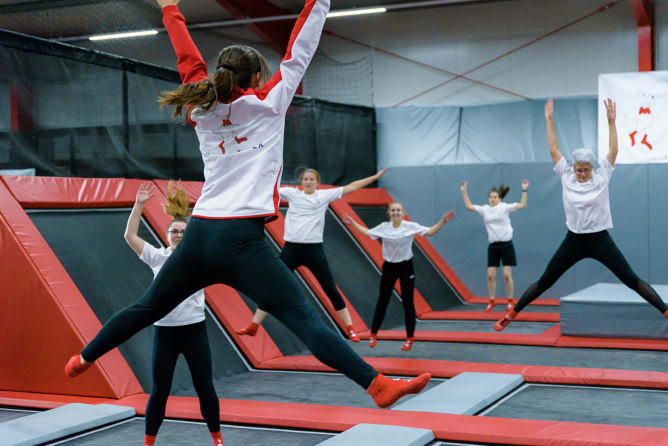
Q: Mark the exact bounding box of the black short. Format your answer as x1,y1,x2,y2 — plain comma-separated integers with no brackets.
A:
487,240,516,267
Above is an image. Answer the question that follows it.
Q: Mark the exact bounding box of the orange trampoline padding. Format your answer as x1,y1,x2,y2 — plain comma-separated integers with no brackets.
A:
370,325,560,347
110,395,668,446
5,391,667,445
420,310,559,322
0,181,142,399
467,296,560,306
0,391,113,410
1,175,144,208
557,335,668,351
260,355,668,390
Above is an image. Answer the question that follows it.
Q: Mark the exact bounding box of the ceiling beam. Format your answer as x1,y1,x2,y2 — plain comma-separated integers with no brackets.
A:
213,0,293,55
0,0,127,15
629,0,655,71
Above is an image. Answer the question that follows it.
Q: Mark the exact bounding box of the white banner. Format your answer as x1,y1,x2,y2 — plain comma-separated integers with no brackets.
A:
599,71,668,164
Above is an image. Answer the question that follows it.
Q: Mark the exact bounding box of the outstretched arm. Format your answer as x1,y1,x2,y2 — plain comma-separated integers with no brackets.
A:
159,0,208,84
262,0,330,114
604,98,618,166
342,168,388,196
125,182,155,256
460,181,476,211
515,180,529,210
424,210,455,237
545,99,563,165
342,214,369,237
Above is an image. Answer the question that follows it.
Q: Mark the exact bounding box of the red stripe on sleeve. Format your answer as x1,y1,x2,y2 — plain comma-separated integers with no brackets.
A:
162,5,208,84
253,0,318,100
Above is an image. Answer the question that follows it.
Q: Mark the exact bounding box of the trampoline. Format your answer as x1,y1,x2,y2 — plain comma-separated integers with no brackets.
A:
2,177,667,446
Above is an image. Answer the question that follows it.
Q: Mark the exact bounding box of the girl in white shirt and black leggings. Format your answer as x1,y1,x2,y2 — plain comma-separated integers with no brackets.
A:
236,167,387,342
345,203,455,351
66,0,430,410
125,182,222,446
495,98,668,331
461,180,528,312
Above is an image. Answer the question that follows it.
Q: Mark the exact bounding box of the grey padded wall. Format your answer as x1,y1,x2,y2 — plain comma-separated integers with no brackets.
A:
376,98,597,166
380,163,668,299
649,164,668,282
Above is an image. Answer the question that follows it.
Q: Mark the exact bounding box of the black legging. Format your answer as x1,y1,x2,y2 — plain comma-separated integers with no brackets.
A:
271,241,346,310
514,230,667,314
371,260,416,337
81,217,377,389
146,322,219,436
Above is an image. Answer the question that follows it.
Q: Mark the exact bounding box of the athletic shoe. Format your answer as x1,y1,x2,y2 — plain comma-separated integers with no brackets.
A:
369,334,377,348
484,301,495,312
367,372,431,408
210,431,224,445
494,310,517,332
664,310,668,320
347,325,360,342
506,300,514,312
143,435,156,446
65,355,92,378
401,338,414,351
235,322,259,337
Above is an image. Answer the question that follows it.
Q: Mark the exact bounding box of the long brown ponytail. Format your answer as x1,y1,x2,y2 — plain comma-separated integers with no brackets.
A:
490,184,510,200
163,180,191,229
159,45,271,118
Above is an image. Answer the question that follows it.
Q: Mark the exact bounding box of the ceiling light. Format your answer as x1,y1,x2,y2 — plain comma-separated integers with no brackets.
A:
327,7,387,18
89,30,158,41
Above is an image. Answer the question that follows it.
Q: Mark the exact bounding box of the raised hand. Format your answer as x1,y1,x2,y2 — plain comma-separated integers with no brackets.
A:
521,180,529,190
460,181,467,191
136,182,155,204
157,0,180,7
375,167,389,179
442,209,455,223
604,98,616,123
544,99,554,121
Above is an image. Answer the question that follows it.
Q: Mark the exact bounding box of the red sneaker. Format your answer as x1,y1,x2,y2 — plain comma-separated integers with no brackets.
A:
367,373,431,408
235,322,259,337
210,431,224,445
664,310,668,320
484,301,495,312
65,355,92,378
369,334,377,348
506,299,514,312
347,325,360,342
401,338,414,351
143,434,156,446
494,310,517,332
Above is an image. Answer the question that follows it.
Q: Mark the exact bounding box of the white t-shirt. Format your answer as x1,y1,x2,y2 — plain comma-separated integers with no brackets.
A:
473,202,518,243
367,221,430,263
140,243,206,327
555,157,614,234
280,187,343,243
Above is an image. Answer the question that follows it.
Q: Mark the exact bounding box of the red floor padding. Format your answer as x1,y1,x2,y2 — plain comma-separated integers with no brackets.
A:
5,392,665,446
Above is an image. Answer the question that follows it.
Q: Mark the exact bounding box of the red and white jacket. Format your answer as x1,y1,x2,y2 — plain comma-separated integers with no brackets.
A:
162,0,330,221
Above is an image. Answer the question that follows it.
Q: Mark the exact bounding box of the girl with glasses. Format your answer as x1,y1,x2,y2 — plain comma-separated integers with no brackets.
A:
124,181,222,446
